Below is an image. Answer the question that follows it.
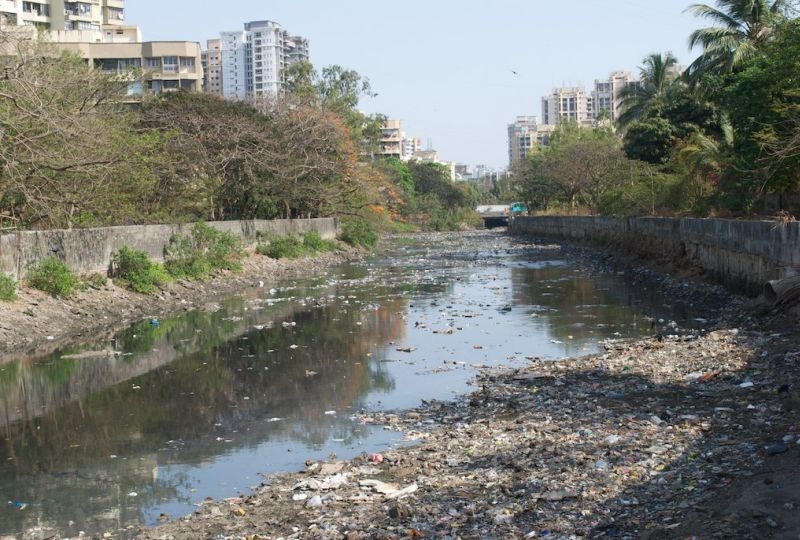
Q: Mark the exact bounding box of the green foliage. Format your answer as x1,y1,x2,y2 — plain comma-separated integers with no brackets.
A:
617,52,680,129
111,246,170,294
302,231,338,253
623,117,677,164
165,222,243,279
338,220,379,248
376,157,415,195
513,124,631,214
26,258,78,297
709,19,800,209
685,0,790,84
0,273,17,301
597,167,683,216
257,235,306,259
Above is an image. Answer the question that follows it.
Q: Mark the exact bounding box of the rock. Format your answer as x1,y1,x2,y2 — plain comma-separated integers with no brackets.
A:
765,442,789,455
305,495,323,508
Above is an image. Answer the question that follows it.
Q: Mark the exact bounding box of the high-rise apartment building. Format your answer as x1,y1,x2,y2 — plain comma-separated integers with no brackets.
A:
508,116,537,165
541,86,594,126
219,20,309,101
507,116,555,166
201,38,222,95
593,71,635,122
0,0,125,31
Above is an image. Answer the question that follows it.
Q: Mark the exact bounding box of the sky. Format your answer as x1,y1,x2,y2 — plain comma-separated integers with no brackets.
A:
125,0,705,170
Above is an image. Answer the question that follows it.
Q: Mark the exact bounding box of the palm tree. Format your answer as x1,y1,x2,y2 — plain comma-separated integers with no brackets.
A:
685,0,789,84
674,117,745,210
616,52,680,130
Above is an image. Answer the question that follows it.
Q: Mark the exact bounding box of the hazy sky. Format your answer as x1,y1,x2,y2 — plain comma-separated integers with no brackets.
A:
125,0,705,170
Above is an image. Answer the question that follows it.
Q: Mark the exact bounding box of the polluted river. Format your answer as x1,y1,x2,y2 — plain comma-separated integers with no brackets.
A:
0,230,704,538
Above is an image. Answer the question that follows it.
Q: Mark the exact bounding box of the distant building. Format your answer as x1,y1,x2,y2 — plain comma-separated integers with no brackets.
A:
57,28,203,94
412,149,439,162
0,0,125,31
507,116,537,165
201,38,223,95
507,116,556,166
403,136,422,159
1,23,204,96
378,119,404,159
592,70,635,123
219,20,309,101
454,163,471,180
541,86,594,126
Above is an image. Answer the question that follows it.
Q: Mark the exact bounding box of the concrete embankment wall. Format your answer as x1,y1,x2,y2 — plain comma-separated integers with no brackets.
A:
510,216,800,295
0,218,338,281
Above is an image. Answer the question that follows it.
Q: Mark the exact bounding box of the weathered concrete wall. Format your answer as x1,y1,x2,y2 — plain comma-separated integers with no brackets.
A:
510,216,800,295
0,218,338,281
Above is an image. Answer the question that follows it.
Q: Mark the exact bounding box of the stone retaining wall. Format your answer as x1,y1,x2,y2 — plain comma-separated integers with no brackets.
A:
509,216,800,295
0,218,338,281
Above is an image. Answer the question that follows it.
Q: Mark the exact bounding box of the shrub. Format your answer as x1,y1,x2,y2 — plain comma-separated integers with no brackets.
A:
111,246,170,294
27,257,78,297
339,220,379,248
302,231,338,253
257,235,305,259
165,222,243,279
0,273,17,301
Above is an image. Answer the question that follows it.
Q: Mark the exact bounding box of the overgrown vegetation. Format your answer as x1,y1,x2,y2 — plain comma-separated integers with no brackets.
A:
111,246,170,294
302,231,339,253
26,258,78,297
0,273,17,301
164,223,244,280
257,231,340,259
338,220,380,248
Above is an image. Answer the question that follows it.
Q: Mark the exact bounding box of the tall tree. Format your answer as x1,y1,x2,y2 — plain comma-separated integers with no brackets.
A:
710,18,800,210
0,31,140,229
617,52,680,129
685,0,790,84
283,63,386,159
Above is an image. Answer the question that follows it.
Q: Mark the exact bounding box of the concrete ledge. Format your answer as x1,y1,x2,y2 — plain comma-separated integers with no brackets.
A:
509,216,799,295
0,218,338,281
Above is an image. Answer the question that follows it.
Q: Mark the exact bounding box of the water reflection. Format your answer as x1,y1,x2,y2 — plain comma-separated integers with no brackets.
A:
0,232,700,537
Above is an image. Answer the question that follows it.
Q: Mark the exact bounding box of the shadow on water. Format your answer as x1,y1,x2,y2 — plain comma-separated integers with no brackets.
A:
0,281,408,536
0,231,710,537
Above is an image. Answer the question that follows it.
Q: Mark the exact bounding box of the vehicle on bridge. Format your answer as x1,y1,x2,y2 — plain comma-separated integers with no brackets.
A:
476,202,528,228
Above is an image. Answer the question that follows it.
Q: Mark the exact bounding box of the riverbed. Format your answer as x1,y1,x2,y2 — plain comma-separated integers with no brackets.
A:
0,231,714,538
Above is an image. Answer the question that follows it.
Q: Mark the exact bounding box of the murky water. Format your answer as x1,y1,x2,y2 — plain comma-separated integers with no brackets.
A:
0,231,699,537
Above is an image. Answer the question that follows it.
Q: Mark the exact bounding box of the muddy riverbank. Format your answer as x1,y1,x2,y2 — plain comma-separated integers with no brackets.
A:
2,232,799,539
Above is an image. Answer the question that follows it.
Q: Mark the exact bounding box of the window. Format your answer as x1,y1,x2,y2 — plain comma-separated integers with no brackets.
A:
162,56,178,73
181,57,195,69
145,57,161,69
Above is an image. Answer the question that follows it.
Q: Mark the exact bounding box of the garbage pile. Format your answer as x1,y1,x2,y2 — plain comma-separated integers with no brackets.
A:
140,324,800,539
